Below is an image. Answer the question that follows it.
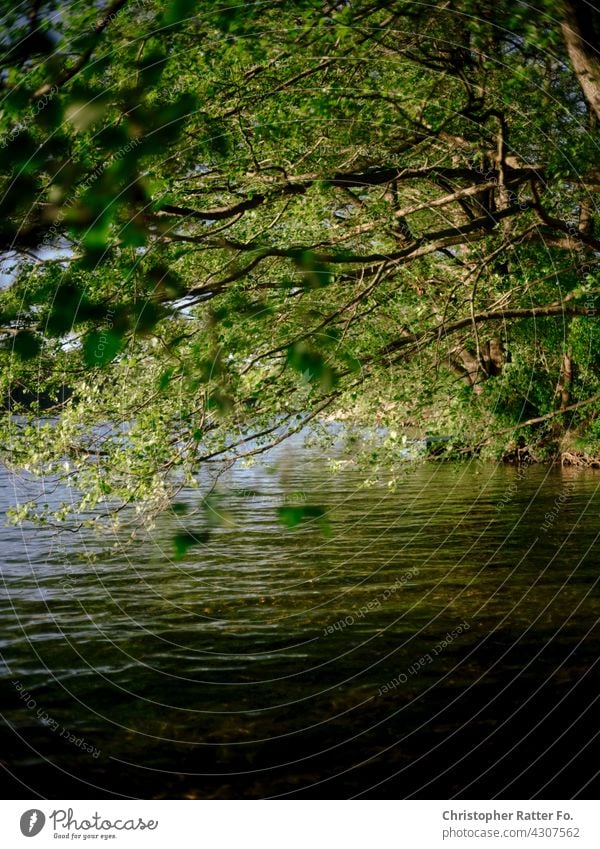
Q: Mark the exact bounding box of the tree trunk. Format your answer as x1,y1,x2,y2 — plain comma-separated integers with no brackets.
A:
556,353,574,410
561,1,600,121
456,348,484,394
480,338,505,377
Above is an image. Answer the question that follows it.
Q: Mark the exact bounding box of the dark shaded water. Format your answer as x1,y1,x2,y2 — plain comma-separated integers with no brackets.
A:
1,451,599,799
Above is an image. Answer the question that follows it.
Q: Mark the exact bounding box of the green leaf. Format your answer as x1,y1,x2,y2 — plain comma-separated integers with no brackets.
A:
43,282,104,336
82,329,125,367
293,250,332,288
139,49,167,87
287,342,337,390
158,368,173,390
172,530,209,560
163,0,197,27
11,331,41,360
277,504,331,536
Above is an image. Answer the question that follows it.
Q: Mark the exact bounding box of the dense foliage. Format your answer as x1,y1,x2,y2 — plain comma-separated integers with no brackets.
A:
1,0,599,528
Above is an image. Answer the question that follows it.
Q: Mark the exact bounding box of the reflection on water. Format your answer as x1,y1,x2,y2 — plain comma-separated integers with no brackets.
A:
0,449,599,798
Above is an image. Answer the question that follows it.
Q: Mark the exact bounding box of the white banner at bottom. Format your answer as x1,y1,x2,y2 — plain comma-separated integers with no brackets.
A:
0,800,598,849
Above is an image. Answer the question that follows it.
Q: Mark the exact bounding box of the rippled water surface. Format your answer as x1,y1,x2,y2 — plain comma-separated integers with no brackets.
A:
1,449,599,798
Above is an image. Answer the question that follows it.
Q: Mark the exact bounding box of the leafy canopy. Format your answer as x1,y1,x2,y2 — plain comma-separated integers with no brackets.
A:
0,0,599,527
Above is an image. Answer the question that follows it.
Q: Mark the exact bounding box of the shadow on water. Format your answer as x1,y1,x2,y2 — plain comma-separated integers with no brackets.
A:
0,452,599,798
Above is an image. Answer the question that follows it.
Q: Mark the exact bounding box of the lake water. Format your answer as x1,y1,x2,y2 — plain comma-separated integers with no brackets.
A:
1,447,599,799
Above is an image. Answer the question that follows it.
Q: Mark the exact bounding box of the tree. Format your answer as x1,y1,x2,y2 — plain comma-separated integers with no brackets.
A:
0,0,599,529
